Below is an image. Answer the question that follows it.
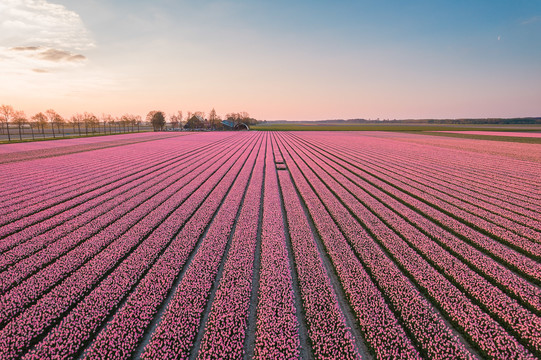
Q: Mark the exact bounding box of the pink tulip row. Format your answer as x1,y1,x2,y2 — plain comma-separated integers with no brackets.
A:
0,139,233,294
0,132,173,155
0,135,258,359
359,135,540,190
283,138,538,358
293,130,539,184
347,146,541,229
0,132,182,165
140,137,260,359
294,137,541,317
0,137,172,193
0,152,126,201
366,132,541,184
380,139,540,202
0,135,241,244
301,132,540,207
0,146,175,218
277,170,361,359
275,134,473,359
357,146,541,223
196,142,265,358
0,134,237,259
278,170,423,359
0,133,205,207
348,162,541,268
0,138,203,236
24,136,260,359
80,136,260,360
0,131,539,359
347,154,541,248
283,132,541,354
0,135,246,313
253,138,299,359
293,134,541,285
295,133,541,239
0,145,207,258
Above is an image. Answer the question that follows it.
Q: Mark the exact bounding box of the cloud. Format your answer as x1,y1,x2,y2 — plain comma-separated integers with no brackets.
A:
6,45,86,67
0,1,91,74
521,16,541,25
0,42,120,98
0,1,122,101
9,46,86,62
0,0,94,50
36,48,86,62
10,46,40,51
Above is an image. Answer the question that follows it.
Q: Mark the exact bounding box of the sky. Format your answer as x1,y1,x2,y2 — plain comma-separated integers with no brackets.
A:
1,0,540,121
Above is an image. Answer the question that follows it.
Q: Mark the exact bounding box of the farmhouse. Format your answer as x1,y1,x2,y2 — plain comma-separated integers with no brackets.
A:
184,115,206,130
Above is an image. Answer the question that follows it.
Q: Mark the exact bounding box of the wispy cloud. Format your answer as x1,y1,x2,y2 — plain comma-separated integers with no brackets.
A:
521,16,541,25
35,48,86,62
9,46,86,62
0,0,94,50
0,1,119,99
0,45,87,76
0,0,93,73
10,46,40,51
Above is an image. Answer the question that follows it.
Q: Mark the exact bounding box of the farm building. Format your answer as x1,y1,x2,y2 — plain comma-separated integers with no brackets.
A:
222,120,250,130
184,115,206,130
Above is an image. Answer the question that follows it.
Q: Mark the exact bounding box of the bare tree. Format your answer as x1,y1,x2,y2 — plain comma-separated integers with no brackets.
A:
208,108,222,130
70,113,84,135
101,114,114,134
13,111,27,141
121,114,138,132
45,109,60,138
123,114,132,132
0,104,15,141
169,110,183,129
54,113,66,137
82,112,98,135
239,111,250,121
32,112,48,138
28,114,36,140
224,111,256,127
133,115,142,132
169,113,180,129
177,110,183,125
85,113,98,134
225,112,240,124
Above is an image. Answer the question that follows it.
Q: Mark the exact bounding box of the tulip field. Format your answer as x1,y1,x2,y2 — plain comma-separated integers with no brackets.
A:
0,130,539,359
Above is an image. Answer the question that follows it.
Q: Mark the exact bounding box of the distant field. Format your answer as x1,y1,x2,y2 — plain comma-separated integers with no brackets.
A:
252,122,541,131
0,128,154,144
252,123,541,143
0,131,539,359
431,130,541,138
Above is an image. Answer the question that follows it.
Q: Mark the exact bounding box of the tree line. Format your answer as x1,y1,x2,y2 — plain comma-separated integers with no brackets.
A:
0,105,146,141
148,108,257,131
0,105,258,142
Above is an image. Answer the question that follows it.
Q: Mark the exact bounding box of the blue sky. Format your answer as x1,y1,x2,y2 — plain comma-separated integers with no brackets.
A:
1,0,540,120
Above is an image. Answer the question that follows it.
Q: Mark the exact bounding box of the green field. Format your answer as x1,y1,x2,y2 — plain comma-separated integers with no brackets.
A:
0,130,153,145
252,123,541,143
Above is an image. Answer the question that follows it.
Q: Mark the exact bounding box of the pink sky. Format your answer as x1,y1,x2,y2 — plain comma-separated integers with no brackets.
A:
1,1,540,121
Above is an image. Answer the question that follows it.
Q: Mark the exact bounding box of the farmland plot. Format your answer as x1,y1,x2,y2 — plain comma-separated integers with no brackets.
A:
0,131,539,359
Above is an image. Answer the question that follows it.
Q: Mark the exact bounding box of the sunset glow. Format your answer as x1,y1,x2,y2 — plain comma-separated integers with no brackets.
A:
1,0,540,120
